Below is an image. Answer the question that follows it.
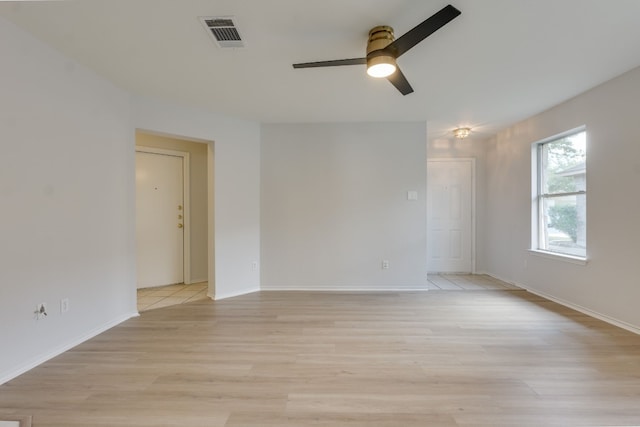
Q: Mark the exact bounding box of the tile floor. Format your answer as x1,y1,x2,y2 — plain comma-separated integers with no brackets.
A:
137,282,209,312
427,273,520,290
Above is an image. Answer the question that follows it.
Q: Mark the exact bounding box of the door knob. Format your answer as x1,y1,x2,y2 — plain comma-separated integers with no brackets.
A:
177,224,183,228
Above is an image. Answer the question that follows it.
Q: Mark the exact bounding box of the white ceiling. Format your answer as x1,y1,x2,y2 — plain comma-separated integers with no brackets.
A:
2,0,640,141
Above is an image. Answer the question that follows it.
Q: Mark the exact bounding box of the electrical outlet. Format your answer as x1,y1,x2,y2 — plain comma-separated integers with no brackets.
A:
382,260,390,269
35,303,48,320
60,298,69,314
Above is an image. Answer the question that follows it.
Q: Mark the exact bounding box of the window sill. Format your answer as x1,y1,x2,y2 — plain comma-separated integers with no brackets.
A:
528,249,588,265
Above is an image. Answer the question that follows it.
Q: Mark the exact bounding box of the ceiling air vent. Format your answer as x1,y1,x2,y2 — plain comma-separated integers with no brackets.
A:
200,16,245,48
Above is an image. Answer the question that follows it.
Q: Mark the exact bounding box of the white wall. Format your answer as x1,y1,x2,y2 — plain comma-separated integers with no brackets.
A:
135,132,209,283
0,16,262,383
132,96,261,300
483,66,640,331
261,122,428,290
0,17,136,383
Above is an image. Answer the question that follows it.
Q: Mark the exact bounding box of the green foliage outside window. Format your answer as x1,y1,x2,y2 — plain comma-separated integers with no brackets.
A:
548,204,578,242
542,134,585,246
544,138,584,194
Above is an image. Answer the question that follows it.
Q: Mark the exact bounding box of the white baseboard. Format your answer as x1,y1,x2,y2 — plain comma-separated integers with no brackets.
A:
211,285,428,300
260,284,429,292
524,287,640,335
481,272,640,336
212,287,260,301
476,271,523,288
0,311,138,386
188,277,208,285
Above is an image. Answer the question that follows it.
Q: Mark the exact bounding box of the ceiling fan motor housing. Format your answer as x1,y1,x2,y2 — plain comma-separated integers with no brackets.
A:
366,26,397,76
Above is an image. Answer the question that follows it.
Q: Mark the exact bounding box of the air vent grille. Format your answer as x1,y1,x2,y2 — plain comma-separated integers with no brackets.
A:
211,27,241,42
205,18,234,28
200,16,244,48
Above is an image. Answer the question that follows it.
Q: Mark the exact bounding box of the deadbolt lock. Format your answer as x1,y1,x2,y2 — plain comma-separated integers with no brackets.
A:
177,224,183,228
178,214,183,219
178,205,183,210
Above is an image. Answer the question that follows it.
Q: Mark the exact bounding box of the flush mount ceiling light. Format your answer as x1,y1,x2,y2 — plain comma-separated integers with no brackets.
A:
453,127,471,139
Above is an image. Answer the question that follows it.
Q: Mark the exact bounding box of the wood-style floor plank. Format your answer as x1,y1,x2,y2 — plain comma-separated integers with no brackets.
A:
2,279,640,426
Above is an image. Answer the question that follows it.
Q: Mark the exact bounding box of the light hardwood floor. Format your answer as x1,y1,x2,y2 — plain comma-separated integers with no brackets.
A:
2,277,640,426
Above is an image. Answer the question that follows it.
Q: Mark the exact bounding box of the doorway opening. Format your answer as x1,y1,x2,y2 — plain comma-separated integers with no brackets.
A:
135,130,212,312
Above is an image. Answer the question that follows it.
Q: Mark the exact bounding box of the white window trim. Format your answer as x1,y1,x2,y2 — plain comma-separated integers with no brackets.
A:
530,126,587,263
528,249,588,265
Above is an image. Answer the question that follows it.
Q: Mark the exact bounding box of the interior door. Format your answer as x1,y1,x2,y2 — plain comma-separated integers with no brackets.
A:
136,151,184,288
427,159,473,273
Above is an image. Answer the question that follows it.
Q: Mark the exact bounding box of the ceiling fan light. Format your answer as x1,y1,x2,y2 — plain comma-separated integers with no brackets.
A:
366,55,397,78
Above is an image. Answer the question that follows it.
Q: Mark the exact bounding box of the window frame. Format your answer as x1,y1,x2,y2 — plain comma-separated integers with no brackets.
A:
531,127,587,262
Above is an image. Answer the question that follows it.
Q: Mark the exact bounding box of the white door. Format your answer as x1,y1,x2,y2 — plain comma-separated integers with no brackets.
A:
136,151,184,288
427,159,473,273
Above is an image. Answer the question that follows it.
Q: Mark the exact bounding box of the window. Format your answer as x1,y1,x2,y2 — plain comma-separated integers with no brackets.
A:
533,129,586,258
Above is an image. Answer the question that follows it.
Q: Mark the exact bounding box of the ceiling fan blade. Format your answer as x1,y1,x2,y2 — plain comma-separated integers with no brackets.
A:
387,67,413,95
387,4,461,58
293,58,367,69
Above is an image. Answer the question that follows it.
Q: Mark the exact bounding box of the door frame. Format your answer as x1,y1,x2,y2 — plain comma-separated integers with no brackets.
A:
426,157,476,274
135,146,192,285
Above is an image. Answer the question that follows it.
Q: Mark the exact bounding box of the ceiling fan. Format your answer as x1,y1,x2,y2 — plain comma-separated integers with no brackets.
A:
292,4,461,95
